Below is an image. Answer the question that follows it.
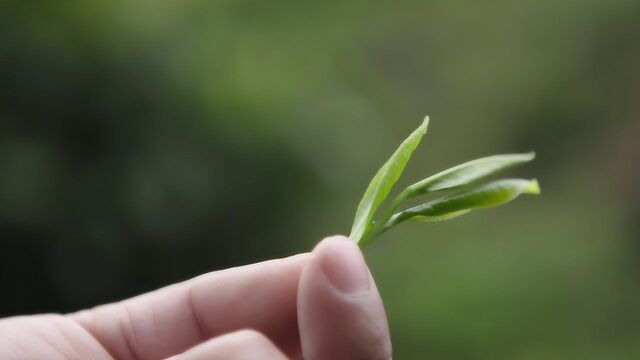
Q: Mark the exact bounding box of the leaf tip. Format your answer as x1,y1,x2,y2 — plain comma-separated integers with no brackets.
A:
526,151,536,160
525,179,541,195
422,115,430,131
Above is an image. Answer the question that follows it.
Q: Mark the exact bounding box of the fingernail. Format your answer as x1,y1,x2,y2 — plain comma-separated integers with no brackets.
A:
318,236,371,293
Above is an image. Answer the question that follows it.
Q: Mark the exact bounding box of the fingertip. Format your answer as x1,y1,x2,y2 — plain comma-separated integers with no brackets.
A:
313,235,371,294
313,235,352,250
298,236,392,360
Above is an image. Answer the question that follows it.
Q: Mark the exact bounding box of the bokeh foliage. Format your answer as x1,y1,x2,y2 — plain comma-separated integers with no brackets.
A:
2,0,640,358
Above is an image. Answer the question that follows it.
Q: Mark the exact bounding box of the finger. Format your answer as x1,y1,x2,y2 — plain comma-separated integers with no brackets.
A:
71,253,310,360
298,236,392,360
167,329,289,360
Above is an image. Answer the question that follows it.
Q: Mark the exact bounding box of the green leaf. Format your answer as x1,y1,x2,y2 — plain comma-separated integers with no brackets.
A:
399,152,535,200
385,178,540,230
350,117,429,244
366,152,536,242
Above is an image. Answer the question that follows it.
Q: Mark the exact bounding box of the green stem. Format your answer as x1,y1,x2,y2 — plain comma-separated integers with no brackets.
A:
357,189,412,248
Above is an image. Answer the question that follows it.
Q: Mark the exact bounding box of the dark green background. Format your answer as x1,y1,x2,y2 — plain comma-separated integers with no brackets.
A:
2,1,640,358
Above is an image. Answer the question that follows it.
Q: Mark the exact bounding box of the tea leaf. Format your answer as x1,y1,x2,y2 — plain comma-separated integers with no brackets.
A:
367,153,536,242
384,178,540,230
350,117,429,244
396,152,535,201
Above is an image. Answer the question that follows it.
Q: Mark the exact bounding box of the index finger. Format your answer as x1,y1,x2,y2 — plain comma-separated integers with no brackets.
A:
71,253,310,360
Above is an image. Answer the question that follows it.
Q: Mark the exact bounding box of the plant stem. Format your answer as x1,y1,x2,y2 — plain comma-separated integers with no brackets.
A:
357,189,411,248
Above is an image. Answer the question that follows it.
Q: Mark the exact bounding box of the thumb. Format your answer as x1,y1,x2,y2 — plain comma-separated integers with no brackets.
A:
297,236,392,360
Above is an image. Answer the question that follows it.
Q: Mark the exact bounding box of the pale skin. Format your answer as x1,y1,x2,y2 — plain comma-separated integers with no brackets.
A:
0,236,392,359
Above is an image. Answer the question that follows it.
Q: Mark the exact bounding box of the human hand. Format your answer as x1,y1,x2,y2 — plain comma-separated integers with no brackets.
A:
0,236,391,359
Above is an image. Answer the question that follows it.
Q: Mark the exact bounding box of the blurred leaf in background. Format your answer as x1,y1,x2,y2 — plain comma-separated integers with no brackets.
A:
1,0,640,358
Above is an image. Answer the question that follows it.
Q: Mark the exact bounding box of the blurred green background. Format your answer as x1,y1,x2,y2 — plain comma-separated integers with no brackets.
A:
2,0,640,358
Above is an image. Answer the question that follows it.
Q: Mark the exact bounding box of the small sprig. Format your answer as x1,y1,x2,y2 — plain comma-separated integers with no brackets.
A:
350,117,540,247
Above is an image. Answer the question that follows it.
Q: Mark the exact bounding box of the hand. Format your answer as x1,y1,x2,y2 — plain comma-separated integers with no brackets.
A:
0,236,392,359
